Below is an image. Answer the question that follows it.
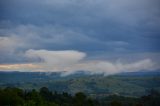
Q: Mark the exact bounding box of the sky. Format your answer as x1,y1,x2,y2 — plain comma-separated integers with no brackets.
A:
0,0,160,75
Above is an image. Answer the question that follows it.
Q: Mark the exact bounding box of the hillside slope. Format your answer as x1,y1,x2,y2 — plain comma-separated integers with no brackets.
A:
0,71,160,97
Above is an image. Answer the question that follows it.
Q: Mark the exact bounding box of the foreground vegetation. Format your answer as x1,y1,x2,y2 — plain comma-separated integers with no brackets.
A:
0,87,160,106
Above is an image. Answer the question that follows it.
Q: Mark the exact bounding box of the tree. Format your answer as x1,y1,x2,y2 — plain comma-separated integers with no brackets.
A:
73,92,87,106
40,87,53,101
110,100,122,106
0,87,24,106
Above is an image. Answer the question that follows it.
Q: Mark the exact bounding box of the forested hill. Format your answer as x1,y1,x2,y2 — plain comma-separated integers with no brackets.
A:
0,71,160,97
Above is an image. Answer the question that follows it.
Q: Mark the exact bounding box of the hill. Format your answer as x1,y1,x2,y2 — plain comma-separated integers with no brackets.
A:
0,71,160,97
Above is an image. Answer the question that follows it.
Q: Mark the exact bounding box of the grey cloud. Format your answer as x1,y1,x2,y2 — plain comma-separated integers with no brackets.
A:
1,49,159,76
24,49,160,76
0,0,160,64
0,22,159,64
1,0,160,29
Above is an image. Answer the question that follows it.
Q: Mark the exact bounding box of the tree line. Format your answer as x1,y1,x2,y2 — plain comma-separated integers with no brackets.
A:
0,87,160,106
0,87,99,106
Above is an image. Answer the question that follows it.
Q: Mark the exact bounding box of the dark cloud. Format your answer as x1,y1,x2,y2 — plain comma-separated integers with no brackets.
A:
0,0,160,64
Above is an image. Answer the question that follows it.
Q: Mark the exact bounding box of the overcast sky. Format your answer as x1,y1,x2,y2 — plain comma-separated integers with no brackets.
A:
0,0,160,75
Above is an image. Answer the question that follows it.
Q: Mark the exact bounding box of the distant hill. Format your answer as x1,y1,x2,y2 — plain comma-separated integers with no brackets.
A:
117,70,160,76
0,71,160,97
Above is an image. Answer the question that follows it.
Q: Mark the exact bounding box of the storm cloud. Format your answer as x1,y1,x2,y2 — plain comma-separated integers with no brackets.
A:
0,0,160,74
